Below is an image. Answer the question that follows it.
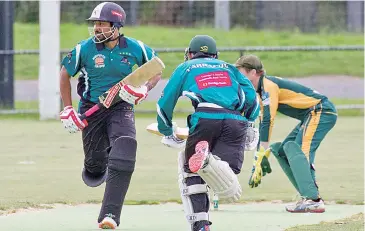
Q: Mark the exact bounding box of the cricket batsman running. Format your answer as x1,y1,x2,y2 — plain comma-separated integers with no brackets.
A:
235,54,337,213
156,35,260,231
59,2,161,229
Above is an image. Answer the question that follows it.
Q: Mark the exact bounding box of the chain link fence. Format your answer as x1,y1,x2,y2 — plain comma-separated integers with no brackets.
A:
1,1,363,115
14,1,364,32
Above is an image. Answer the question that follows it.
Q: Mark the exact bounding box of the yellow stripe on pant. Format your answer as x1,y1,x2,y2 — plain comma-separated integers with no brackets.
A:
301,105,322,160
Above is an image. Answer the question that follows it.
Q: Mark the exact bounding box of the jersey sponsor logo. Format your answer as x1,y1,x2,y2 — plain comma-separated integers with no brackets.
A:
121,57,130,65
187,63,228,72
195,71,232,90
93,54,105,68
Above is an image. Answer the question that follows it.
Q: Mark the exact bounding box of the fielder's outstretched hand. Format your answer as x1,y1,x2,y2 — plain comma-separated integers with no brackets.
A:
59,106,86,133
161,133,186,149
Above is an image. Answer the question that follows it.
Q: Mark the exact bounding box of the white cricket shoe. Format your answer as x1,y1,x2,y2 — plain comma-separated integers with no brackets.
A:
286,197,325,213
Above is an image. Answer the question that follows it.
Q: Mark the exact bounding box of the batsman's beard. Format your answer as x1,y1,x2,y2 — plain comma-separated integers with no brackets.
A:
88,26,116,43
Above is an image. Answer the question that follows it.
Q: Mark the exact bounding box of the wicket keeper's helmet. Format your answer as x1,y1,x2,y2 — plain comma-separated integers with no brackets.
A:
86,2,126,29
188,35,217,55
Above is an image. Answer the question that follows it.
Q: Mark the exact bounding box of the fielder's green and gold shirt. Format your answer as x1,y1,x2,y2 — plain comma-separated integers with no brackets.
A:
258,75,328,142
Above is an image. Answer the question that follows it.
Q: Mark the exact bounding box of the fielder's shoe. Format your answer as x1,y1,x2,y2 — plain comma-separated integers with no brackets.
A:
98,216,117,229
286,197,325,213
189,141,210,173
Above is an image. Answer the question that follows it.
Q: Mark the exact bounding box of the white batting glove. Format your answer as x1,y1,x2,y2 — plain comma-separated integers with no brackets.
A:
59,106,86,133
161,133,186,149
245,122,259,151
119,84,148,105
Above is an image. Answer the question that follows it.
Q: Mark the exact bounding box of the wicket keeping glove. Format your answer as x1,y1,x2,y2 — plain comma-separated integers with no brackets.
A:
261,150,272,176
59,106,86,133
119,84,148,105
248,146,272,188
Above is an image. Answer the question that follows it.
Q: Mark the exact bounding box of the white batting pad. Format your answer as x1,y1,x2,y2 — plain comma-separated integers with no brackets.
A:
178,151,209,228
197,154,242,202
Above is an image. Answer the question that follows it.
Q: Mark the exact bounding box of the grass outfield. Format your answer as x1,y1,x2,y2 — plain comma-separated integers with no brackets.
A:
286,213,364,231
14,23,364,80
10,98,365,118
0,116,363,213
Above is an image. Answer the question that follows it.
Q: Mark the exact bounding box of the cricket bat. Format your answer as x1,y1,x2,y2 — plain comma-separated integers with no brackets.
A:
79,57,165,125
146,122,189,140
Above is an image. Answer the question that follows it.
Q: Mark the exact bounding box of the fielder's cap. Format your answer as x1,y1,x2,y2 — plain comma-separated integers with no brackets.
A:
235,54,264,71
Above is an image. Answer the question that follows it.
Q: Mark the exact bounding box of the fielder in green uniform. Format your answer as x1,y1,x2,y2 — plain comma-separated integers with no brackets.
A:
235,54,337,213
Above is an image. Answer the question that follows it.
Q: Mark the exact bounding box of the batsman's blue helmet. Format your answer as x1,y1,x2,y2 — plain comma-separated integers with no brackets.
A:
86,2,126,29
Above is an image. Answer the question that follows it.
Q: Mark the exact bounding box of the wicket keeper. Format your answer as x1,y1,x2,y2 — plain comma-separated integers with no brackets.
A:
59,2,161,229
156,35,260,231
235,54,337,213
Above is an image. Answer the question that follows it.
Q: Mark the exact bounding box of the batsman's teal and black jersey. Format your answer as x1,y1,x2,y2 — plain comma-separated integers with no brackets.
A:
157,58,259,136
61,36,156,106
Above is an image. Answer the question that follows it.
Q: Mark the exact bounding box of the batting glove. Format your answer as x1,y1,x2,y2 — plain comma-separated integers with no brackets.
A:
119,84,148,105
59,106,86,133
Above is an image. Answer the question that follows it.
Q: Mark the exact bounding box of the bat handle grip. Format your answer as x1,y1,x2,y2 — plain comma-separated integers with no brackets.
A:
79,103,102,124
